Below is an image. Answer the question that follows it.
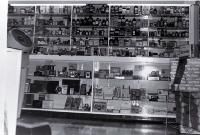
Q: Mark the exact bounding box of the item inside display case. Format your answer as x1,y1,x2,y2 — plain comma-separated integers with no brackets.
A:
30,81,59,94
148,93,159,102
62,79,80,95
93,101,107,112
65,97,82,110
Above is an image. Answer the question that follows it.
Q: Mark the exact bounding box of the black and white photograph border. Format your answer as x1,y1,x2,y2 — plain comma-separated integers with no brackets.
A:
2,0,200,135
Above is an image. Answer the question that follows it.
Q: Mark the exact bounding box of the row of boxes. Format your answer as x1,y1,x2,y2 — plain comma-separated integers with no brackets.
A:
93,99,174,115
23,94,91,111
95,86,171,102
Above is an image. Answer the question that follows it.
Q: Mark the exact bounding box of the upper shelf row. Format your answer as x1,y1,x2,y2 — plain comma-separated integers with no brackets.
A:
8,5,189,17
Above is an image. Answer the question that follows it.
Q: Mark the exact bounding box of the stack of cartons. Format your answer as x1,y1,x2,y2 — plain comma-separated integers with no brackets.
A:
170,60,179,84
170,59,200,134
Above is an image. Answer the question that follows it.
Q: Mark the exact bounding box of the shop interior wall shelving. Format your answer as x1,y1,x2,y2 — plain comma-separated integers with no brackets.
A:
8,4,190,58
7,3,194,121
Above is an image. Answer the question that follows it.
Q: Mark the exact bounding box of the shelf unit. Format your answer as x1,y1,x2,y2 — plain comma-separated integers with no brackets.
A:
8,4,190,58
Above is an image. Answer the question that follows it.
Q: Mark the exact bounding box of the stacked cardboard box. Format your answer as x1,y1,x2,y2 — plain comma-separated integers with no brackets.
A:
170,60,179,84
171,59,200,134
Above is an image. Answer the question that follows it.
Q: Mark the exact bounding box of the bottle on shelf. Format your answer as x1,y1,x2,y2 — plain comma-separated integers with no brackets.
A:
21,18,25,25
121,16,126,26
49,17,53,25
88,16,93,25
132,29,136,36
58,28,62,35
159,17,164,27
132,17,136,27
134,6,139,15
177,17,183,28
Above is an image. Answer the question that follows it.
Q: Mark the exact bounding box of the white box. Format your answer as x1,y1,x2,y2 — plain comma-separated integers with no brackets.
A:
42,100,53,109
53,95,67,109
62,85,68,95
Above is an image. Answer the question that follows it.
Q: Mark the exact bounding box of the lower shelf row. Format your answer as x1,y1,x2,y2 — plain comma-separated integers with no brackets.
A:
23,94,175,117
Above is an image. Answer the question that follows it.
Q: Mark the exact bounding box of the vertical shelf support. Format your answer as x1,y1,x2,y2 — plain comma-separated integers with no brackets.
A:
189,4,199,57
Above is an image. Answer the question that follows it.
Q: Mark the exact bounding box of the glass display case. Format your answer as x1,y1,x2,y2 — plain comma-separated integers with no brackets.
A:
21,56,176,121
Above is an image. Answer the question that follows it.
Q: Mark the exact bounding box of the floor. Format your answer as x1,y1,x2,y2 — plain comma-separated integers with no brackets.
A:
17,115,179,135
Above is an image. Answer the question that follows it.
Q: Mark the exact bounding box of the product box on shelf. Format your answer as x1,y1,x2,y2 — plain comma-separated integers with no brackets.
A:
70,98,82,110
147,93,159,102
120,101,131,110
121,86,130,99
129,89,145,101
61,85,68,95
158,95,167,102
80,84,87,95
110,67,121,75
131,105,142,114
94,88,103,98
113,87,121,98
23,94,34,107
32,100,43,108
103,86,115,100
120,110,131,114
53,95,67,109
85,71,92,79
42,100,54,109
93,101,107,112
147,76,160,81
98,69,109,79
65,96,73,109
107,100,121,110
77,70,85,78
24,82,30,93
